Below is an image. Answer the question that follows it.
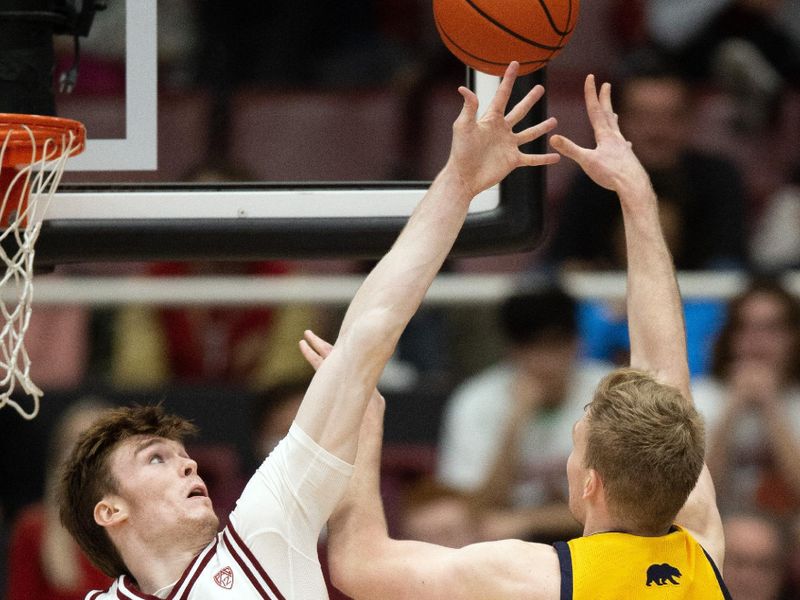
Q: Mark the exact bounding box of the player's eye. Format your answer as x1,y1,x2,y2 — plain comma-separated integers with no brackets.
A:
149,453,164,464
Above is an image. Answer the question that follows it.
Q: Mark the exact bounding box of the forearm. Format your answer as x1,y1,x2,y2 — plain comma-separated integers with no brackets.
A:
295,166,471,456
339,164,471,346
620,179,691,399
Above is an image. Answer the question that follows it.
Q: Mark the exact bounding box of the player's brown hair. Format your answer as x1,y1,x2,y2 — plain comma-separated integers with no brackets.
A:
58,404,198,578
584,368,705,534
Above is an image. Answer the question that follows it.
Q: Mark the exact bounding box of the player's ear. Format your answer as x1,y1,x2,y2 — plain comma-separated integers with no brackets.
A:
94,495,128,528
583,468,602,500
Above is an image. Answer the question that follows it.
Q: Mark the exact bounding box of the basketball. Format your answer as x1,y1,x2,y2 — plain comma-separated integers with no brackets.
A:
433,0,580,76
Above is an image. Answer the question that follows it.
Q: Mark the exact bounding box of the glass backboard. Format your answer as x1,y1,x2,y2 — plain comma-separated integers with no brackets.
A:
0,0,547,267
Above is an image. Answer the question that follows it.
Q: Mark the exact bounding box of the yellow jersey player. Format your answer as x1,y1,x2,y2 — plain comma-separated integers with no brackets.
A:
304,72,731,600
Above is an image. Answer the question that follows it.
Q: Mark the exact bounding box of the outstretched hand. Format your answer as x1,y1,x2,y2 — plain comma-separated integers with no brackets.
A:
448,61,560,198
549,75,649,196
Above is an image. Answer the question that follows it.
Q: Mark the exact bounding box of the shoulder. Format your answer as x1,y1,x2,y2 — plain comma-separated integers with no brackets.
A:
454,540,561,600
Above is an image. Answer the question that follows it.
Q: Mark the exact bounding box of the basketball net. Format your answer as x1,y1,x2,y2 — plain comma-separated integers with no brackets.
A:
0,116,85,419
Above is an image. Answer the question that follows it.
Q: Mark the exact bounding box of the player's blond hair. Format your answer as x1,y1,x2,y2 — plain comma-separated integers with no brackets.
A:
584,368,704,534
58,405,197,578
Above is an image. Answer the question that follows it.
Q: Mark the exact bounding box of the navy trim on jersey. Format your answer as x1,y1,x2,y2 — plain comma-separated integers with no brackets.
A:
702,547,733,600
553,541,573,600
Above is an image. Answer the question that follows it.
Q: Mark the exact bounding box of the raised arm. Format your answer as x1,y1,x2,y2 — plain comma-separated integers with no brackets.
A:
299,332,561,600
549,75,724,563
294,62,559,463
551,76,688,396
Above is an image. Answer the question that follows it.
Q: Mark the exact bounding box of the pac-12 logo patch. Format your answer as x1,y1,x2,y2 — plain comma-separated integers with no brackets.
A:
214,566,234,589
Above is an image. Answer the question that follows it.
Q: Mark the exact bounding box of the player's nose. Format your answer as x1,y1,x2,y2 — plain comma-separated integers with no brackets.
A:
182,456,198,476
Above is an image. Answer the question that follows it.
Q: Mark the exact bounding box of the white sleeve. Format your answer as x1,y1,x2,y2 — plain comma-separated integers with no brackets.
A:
229,423,353,557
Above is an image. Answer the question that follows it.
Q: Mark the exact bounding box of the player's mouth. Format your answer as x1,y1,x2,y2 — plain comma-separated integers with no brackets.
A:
187,484,208,499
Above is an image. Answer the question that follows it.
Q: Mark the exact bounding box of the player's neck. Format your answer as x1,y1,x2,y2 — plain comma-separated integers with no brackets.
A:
582,505,634,538
583,515,672,538
122,532,212,595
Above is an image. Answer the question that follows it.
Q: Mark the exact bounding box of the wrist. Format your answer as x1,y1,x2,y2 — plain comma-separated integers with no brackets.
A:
617,172,656,208
439,161,478,204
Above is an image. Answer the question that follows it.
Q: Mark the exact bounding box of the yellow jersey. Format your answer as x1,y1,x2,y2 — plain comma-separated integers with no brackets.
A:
553,526,731,599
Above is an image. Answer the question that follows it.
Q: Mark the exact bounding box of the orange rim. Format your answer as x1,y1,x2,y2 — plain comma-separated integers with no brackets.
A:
0,113,86,167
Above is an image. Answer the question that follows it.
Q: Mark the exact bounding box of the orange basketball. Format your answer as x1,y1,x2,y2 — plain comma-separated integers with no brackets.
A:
433,0,580,76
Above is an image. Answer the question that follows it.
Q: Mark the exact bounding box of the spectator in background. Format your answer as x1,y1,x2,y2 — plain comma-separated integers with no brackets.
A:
5,398,112,600
723,511,797,600
108,259,322,388
693,277,800,516
436,284,608,543
645,0,800,131
751,164,800,271
546,48,749,271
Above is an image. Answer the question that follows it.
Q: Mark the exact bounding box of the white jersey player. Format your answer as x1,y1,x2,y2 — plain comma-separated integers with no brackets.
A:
57,61,560,599
84,425,350,599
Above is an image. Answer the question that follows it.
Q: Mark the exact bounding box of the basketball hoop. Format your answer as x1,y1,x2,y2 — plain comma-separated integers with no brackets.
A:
0,113,85,419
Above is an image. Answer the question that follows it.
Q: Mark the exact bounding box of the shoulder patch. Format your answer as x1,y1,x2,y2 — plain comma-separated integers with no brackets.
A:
646,563,682,586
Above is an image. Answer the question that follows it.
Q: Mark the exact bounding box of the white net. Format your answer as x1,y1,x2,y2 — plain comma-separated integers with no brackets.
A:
0,123,81,420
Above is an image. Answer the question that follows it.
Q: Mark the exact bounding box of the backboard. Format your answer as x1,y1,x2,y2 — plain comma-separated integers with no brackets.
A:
0,0,547,267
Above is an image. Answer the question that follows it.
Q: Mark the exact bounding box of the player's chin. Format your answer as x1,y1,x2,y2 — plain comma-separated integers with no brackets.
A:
186,498,218,525
194,507,220,536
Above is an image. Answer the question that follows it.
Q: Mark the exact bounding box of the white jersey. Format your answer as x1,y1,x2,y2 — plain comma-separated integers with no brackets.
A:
84,423,353,599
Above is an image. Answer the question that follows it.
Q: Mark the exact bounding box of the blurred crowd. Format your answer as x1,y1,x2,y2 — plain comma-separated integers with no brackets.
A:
2,0,800,599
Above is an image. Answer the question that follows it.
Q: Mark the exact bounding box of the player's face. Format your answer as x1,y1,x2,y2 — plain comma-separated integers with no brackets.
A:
105,435,219,544
566,416,588,525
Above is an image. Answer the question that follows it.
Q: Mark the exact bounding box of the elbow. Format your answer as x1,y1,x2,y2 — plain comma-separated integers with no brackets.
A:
329,547,368,599
328,560,351,597
327,525,366,596
328,531,388,599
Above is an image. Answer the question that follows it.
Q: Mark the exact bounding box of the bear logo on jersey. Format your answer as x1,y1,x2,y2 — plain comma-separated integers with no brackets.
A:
214,566,234,589
646,563,682,586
